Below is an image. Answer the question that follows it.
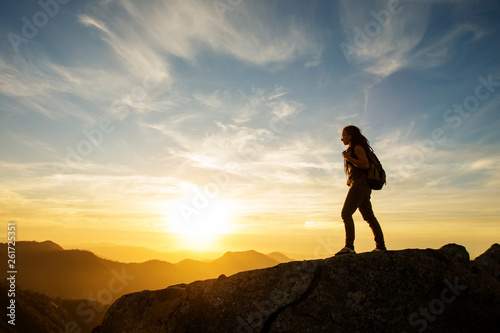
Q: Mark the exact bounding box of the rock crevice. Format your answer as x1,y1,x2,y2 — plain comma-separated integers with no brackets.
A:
261,261,324,333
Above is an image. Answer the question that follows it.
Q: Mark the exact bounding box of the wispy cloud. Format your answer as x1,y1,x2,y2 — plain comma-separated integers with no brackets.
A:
90,0,321,68
339,0,495,77
339,0,431,76
77,13,171,85
142,86,306,174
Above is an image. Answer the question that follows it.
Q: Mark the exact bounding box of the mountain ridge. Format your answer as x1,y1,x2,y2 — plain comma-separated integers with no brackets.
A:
0,241,292,303
76,242,225,263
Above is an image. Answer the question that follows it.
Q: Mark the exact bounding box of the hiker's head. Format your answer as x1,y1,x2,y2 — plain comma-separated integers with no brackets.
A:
341,125,371,150
342,125,360,146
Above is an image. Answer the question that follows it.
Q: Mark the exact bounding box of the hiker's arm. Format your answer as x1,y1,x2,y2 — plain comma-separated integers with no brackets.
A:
343,146,370,170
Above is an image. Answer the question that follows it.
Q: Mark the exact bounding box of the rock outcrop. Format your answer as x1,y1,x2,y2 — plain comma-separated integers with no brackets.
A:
93,244,500,332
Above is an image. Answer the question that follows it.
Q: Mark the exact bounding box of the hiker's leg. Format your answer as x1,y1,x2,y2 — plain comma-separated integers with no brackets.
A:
359,192,386,249
341,184,369,250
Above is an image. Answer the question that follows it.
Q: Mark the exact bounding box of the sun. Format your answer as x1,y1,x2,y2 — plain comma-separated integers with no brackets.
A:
168,196,233,250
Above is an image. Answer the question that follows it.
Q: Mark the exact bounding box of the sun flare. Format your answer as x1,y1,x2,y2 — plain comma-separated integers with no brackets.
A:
168,196,233,250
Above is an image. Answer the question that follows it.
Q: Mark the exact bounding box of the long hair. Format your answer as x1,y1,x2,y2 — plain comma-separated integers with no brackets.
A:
343,125,373,175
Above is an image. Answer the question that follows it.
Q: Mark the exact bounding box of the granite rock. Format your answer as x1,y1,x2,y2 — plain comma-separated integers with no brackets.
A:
93,244,500,333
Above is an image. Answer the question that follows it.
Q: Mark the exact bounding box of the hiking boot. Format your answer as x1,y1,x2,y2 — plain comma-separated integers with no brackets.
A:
335,247,356,256
372,247,387,252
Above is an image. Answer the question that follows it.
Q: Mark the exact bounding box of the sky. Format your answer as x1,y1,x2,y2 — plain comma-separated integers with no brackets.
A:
1,0,499,259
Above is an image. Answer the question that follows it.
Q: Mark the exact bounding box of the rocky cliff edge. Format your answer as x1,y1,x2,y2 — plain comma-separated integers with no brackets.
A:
93,244,500,333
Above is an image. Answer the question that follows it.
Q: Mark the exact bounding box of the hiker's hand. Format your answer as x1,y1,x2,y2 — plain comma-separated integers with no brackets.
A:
342,150,351,161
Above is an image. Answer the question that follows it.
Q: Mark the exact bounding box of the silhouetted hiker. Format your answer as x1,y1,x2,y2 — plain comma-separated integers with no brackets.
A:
335,125,386,255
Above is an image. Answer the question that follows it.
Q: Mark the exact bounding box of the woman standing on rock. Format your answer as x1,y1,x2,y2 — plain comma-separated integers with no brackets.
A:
335,125,386,255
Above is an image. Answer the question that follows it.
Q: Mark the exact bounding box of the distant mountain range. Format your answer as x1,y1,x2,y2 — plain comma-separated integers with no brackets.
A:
0,241,292,304
79,243,223,263
78,243,298,264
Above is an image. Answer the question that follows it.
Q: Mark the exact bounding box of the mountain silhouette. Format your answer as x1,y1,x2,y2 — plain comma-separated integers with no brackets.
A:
211,250,281,272
15,240,64,252
266,252,293,263
81,243,224,263
0,241,292,304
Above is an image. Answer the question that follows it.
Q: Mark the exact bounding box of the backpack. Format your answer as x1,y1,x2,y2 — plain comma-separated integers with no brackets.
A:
365,150,386,190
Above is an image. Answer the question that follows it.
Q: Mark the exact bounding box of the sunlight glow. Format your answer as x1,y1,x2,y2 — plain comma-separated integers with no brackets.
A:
168,194,233,250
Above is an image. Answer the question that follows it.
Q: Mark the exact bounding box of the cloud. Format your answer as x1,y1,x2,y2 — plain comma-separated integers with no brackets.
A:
372,125,500,197
142,86,306,172
408,22,492,69
0,158,186,221
193,90,227,110
231,87,291,124
137,83,350,216
0,50,165,122
339,0,431,76
0,55,87,119
78,14,112,36
338,0,494,77
77,13,171,85
92,0,321,67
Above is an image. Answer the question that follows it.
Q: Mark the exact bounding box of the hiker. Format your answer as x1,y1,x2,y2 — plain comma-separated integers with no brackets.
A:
335,125,386,255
